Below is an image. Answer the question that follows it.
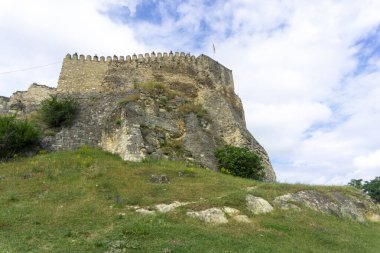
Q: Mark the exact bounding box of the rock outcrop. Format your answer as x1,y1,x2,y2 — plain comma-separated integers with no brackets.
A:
0,83,55,115
273,190,378,222
187,208,229,224
0,52,276,181
246,195,274,215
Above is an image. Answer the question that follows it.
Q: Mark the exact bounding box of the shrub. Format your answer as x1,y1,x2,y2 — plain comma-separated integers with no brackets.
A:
348,179,363,189
178,103,208,119
117,93,140,105
363,177,380,203
349,177,380,203
40,95,78,128
215,145,264,180
136,82,177,98
0,115,40,160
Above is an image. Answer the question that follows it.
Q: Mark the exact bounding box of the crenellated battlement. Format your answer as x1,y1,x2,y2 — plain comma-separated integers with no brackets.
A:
58,51,234,95
65,52,198,63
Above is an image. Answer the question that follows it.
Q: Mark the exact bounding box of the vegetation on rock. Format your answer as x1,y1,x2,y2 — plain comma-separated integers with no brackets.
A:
40,95,78,128
178,103,208,119
135,82,177,99
117,93,140,105
0,115,40,160
215,145,264,180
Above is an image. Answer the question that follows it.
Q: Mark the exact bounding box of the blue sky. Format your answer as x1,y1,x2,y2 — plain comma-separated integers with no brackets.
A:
1,0,380,184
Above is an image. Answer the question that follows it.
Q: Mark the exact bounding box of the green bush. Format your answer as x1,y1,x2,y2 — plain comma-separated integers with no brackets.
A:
40,95,78,128
215,145,264,180
363,177,380,203
0,115,40,160
349,177,380,203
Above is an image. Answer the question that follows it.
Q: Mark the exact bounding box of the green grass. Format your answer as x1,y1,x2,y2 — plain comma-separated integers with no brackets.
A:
0,147,379,252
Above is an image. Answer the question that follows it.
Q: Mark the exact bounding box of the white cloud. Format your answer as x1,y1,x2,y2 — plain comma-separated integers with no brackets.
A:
208,1,380,184
245,102,332,156
354,150,380,178
0,0,145,96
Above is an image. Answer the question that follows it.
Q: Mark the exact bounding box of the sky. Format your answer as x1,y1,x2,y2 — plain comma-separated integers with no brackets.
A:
1,0,380,185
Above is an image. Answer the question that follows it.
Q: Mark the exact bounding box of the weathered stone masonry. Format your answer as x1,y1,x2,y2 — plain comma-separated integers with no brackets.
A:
1,52,276,181
58,52,234,93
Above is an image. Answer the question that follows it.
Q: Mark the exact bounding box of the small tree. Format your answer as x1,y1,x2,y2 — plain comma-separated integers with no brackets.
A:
215,145,265,180
349,177,380,203
348,179,363,189
40,95,78,128
0,115,40,160
363,177,380,203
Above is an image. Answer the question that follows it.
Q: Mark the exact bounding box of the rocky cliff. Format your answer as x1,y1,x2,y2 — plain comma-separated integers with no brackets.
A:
0,52,276,181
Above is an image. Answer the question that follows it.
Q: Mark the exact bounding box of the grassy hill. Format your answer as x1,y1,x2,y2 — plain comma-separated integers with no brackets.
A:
0,147,379,253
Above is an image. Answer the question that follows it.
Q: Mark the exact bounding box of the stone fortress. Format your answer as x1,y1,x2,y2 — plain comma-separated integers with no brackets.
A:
0,52,276,181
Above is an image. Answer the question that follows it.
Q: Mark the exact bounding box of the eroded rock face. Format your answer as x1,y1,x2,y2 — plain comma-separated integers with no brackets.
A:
186,207,252,224
101,123,146,162
273,190,378,222
0,83,56,115
246,195,274,215
0,96,10,115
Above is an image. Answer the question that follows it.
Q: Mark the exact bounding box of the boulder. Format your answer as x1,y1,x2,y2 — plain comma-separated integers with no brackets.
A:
246,195,274,215
222,206,240,216
187,208,228,224
233,215,251,223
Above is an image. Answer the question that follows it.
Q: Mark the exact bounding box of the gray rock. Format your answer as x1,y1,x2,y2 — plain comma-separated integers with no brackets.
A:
222,206,240,216
272,194,302,210
187,208,228,224
104,240,127,253
233,215,251,223
273,190,377,222
135,208,155,215
1,83,55,115
246,195,274,215
101,123,146,162
155,201,190,213
150,174,170,184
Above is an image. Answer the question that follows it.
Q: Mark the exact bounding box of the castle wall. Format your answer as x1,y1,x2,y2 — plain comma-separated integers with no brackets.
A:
58,54,109,93
57,52,234,94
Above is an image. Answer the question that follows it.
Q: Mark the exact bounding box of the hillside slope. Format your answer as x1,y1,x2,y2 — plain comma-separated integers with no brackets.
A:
0,147,379,253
